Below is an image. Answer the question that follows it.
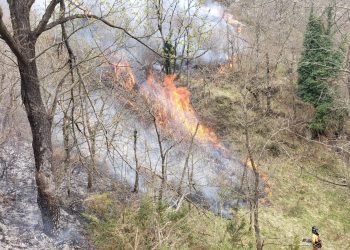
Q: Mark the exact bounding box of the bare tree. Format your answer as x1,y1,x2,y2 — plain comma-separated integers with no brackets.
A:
0,2,62,234
0,0,156,234
133,129,140,193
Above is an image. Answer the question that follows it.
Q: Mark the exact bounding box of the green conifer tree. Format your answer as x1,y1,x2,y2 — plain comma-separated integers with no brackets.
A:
297,8,344,135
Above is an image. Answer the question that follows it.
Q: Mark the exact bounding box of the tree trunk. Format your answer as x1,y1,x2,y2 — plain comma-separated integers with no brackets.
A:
6,1,60,234
153,117,166,202
159,155,166,202
63,112,71,197
251,157,263,250
19,60,60,234
345,45,350,114
244,122,263,250
265,53,272,115
253,199,263,250
87,133,96,191
133,129,140,193
177,123,198,196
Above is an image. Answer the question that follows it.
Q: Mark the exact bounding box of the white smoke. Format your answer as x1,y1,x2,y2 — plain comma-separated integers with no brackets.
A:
1,0,243,66
30,0,249,213
63,0,244,65
51,74,249,216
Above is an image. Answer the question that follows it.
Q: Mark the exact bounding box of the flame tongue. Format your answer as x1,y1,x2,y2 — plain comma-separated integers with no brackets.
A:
114,62,135,91
143,74,220,146
113,62,221,147
113,63,271,197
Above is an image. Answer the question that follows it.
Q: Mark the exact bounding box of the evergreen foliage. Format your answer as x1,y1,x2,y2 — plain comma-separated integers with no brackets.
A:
163,39,176,75
297,8,344,134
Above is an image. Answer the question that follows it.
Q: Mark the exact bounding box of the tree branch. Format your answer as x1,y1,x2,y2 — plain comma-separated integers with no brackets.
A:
34,0,60,37
302,166,349,188
335,5,350,11
0,7,27,64
28,0,36,9
43,14,162,57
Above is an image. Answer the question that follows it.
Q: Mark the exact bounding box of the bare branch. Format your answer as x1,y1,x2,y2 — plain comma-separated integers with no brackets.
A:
0,7,27,64
43,14,162,57
302,166,349,188
34,0,60,37
28,0,36,9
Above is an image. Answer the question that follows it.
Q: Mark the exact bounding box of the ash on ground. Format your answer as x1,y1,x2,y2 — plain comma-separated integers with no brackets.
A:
0,137,97,250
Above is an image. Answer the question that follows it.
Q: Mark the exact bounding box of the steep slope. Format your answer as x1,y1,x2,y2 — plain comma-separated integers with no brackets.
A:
0,137,92,249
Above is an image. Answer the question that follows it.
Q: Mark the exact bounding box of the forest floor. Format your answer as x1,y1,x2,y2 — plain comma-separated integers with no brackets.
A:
83,69,350,249
190,69,350,249
1,69,349,250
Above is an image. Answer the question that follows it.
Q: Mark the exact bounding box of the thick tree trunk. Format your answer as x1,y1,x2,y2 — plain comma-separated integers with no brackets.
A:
19,60,60,234
5,1,60,235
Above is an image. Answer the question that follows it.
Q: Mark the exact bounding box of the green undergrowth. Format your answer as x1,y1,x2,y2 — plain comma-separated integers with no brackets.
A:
258,157,350,249
83,193,253,250
84,74,350,249
191,76,350,249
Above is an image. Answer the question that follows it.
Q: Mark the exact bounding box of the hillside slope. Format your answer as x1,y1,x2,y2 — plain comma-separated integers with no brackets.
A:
190,70,350,249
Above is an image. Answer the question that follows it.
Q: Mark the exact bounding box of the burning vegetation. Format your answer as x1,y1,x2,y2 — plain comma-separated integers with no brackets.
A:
142,74,220,146
113,62,136,91
1,0,349,249
114,62,221,147
113,60,271,199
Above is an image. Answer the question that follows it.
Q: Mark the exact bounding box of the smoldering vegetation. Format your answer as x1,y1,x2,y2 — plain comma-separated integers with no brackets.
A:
50,64,265,217
0,1,263,245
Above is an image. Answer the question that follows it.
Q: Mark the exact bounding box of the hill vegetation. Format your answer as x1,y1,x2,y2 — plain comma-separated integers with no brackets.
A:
0,0,349,249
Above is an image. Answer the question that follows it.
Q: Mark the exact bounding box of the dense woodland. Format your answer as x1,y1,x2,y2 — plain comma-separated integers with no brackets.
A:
0,0,349,249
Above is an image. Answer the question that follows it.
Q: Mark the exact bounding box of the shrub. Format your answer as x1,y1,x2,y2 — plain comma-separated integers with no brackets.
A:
84,194,215,249
266,142,281,157
226,218,248,247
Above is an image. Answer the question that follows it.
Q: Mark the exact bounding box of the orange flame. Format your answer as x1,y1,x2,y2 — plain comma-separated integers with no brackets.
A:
112,61,221,146
143,73,220,146
114,62,135,90
218,57,236,74
113,62,271,198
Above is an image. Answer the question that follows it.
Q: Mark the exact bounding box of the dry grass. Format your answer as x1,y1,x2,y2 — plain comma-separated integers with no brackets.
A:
190,71,350,249
83,70,350,249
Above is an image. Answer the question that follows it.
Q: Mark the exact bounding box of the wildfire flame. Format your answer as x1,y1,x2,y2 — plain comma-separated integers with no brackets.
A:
113,62,135,91
143,73,220,146
113,62,271,196
112,62,220,146
218,57,236,74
